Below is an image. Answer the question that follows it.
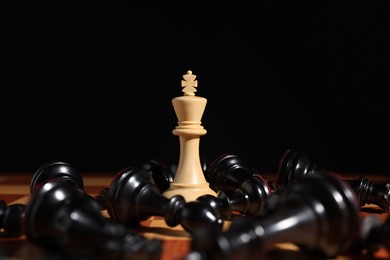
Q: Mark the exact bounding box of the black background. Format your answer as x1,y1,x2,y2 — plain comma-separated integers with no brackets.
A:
2,3,389,176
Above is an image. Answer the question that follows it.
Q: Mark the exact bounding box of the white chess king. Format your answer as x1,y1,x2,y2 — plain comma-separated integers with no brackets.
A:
162,70,217,201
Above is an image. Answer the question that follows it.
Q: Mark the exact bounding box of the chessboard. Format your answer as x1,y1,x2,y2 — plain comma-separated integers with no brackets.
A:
1,171,389,260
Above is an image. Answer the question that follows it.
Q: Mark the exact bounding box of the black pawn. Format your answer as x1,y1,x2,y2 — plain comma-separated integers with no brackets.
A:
102,167,223,234
196,176,271,220
139,159,175,193
276,149,390,212
24,179,162,259
0,200,25,237
187,172,361,260
96,159,175,210
205,154,265,193
30,161,84,193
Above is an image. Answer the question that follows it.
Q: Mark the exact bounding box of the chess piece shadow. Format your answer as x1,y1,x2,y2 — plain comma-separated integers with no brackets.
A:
276,149,390,212
98,166,224,234
186,172,361,260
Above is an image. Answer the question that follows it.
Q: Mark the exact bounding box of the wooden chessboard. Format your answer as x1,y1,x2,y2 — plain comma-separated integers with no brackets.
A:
1,172,389,260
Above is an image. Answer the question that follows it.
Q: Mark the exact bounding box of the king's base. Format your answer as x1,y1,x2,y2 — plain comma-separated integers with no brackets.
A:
162,182,217,202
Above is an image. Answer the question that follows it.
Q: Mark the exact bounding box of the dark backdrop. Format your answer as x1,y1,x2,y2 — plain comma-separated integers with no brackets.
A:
2,3,389,175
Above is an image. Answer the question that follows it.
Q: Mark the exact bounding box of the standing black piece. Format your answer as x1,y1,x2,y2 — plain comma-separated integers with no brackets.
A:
100,167,223,234
276,149,390,212
187,172,361,260
0,200,25,237
24,175,163,259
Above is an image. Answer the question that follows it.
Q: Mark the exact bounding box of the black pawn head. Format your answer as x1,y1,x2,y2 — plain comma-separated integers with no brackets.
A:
0,200,25,237
140,159,175,193
276,149,316,189
205,153,254,192
30,161,84,193
105,167,160,225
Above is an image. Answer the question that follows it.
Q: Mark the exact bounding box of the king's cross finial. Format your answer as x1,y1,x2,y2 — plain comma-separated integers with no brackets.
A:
181,70,197,96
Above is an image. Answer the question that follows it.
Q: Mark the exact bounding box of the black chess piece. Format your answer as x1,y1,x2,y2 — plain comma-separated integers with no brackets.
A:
205,153,273,193
139,159,175,193
196,175,271,220
24,177,163,259
276,149,390,212
0,200,25,237
100,166,224,234
205,154,253,192
359,215,390,255
186,172,361,260
1,161,83,238
24,161,162,258
96,159,176,210
30,161,84,193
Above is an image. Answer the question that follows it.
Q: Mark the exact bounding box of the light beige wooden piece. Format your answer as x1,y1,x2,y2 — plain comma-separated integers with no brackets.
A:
162,70,217,201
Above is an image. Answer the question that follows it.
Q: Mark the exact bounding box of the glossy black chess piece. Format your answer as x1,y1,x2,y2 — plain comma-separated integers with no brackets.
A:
96,159,176,210
196,175,272,220
0,161,162,259
186,172,361,260
276,149,390,212
24,173,163,259
0,161,83,238
359,215,390,255
0,200,25,237
99,166,224,234
30,161,84,193
139,159,175,193
205,153,273,193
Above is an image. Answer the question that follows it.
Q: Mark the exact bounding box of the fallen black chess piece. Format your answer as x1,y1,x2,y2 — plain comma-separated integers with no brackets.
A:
196,175,271,220
1,161,163,260
96,159,176,210
139,159,176,193
30,161,85,193
276,149,390,212
25,180,163,259
97,166,224,234
0,161,82,238
205,153,275,193
186,172,361,260
358,214,390,255
0,200,25,237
